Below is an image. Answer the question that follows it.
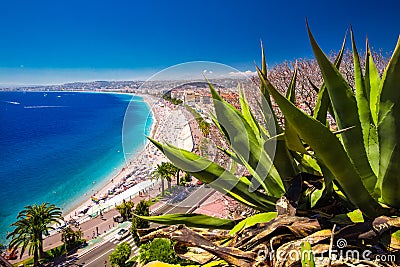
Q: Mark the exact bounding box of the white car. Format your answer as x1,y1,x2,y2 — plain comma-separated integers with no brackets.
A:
114,228,129,240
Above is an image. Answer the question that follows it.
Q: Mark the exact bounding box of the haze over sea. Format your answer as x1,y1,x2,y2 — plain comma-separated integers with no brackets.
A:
0,91,152,243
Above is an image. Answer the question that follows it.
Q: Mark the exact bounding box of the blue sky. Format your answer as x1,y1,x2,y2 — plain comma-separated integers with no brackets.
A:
0,0,399,84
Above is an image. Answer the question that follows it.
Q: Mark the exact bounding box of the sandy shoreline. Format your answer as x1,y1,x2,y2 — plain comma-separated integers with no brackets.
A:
62,93,158,221
62,93,194,223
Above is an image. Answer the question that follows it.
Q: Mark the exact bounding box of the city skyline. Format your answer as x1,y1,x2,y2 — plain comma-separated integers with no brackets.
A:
1,0,399,85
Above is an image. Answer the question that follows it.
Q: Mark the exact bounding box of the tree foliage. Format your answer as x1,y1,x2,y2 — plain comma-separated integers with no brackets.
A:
61,226,83,250
131,200,150,246
116,200,135,221
138,238,181,265
151,162,177,195
7,203,62,266
109,242,132,267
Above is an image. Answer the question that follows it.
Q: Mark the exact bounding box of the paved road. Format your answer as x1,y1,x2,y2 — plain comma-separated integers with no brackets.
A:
67,185,215,266
154,185,214,215
71,228,138,267
10,186,163,265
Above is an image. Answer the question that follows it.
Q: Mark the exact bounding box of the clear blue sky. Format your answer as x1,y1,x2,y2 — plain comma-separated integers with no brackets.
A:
0,0,399,84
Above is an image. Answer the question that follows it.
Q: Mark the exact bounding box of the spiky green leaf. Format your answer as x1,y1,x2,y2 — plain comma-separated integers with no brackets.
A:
138,213,235,230
284,64,308,154
313,34,346,125
366,41,382,126
229,212,277,235
377,36,400,208
209,82,285,196
351,29,380,180
301,241,315,267
307,23,377,195
148,137,277,211
258,67,384,217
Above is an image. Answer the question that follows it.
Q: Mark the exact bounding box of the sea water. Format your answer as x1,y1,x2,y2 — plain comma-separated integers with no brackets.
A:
0,91,152,243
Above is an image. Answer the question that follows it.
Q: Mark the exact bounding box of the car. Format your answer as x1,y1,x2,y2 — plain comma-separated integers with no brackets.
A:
113,215,124,223
114,228,129,240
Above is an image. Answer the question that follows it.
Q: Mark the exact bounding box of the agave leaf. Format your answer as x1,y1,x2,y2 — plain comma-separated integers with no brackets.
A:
238,85,272,149
255,98,274,138
257,67,384,217
285,124,308,154
318,162,335,196
331,209,364,224
307,23,377,195
258,46,299,185
285,63,297,103
293,153,321,174
138,213,235,230
377,36,400,208
234,150,282,193
366,41,382,126
209,112,229,144
284,64,308,154
313,84,331,127
238,84,261,140
391,230,400,250
351,30,380,180
310,184,324,208
300,241,315,267
208,82,285,196
259,42,280,136
272,141,298,190
148,137,277,211
257,69,298,188
313,34,346,125
217,146,241,164
229,212,277,235
260,41,271,108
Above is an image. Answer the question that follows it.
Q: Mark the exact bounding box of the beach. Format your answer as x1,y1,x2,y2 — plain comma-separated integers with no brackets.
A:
61,93,194,226
5,91,197,264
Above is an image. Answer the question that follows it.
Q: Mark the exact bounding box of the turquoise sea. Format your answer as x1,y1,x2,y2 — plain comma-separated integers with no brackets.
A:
0,91,152,243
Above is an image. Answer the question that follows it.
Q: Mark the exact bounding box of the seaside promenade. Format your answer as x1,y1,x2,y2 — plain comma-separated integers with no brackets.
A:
9,95,199,265
63,95,194,226
8,180,165,265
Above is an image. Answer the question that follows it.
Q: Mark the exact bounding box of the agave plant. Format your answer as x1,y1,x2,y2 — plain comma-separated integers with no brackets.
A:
135,24,400,266
144,39,351,226
258,23,400,218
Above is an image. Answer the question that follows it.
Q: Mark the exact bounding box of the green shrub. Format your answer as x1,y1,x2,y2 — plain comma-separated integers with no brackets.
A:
131,200,150,245
116,200,135,221
138,238,181,265
109,242,132,267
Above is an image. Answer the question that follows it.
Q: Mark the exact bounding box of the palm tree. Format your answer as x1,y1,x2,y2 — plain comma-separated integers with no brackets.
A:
164,162,182,186
198,120,210,137
61,226,83,250
151,162,173,196
7,203,62,266
115,200,135,221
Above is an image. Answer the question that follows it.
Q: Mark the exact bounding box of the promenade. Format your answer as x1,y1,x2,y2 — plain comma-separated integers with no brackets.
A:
9,96,197,265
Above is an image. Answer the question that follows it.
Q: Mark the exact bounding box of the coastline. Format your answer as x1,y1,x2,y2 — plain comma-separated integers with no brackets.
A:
4,90,198,263
61,91,195,224
62,93,160,222
3,89,194,245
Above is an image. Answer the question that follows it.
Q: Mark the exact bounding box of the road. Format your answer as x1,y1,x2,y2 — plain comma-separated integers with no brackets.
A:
154,185,214,215
70,230,138,267
67,185,214,267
